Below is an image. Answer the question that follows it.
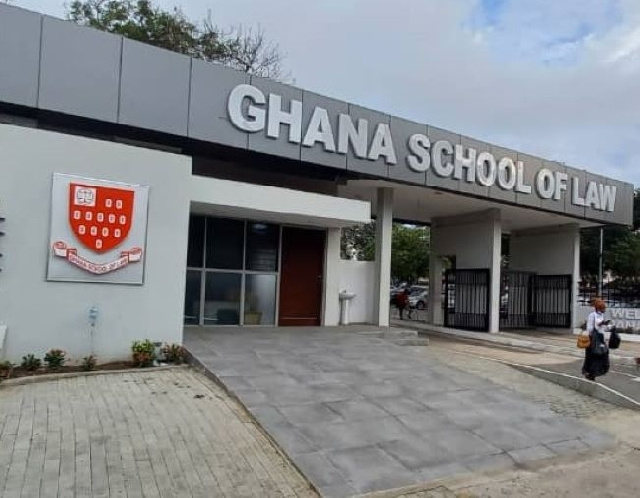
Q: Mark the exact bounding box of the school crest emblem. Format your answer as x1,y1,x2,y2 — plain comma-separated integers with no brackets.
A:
48,174,149,283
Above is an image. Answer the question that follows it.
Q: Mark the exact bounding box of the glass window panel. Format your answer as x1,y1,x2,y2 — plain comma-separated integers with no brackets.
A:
206,218,244,269
244,274,277,325
187,216,205,268
184,270,202,325
204,272,241,325
246,222,280,272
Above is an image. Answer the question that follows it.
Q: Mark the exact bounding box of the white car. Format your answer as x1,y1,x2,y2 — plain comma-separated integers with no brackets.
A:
407,285,428,310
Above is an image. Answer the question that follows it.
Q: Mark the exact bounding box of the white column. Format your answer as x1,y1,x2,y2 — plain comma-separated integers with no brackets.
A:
374,187,393,327
427,243,444,326
322,227,341,326
570,228,580,329
488,215,502,333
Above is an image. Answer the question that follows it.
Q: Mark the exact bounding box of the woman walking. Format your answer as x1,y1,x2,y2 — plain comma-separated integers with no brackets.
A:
582,298,611,381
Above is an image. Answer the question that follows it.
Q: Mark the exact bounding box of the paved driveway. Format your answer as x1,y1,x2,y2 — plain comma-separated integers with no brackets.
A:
186,327,614,498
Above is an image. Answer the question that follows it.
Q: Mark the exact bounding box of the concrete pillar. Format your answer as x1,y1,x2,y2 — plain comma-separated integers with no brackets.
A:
510,224,580,329
429,209,502,333
427,246,444,326
487,213,502,334
373,187,393,327
322,227,342,326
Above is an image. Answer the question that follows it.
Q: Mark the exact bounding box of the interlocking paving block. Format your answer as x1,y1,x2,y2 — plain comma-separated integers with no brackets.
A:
471,424,539,452
371,396,430,416
508,445,557,465
326,445,418,494
380,437,455,470
546,438,590,455
326,398,391,421
279,402,344,425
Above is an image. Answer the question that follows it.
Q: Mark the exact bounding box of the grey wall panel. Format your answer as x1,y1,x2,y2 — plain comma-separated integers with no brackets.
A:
426,126,460,192
345,105,390,178
608,181,634,225
189,60,249,149
388,117,427,185
564,166,587,218
0,4,41,107
119,39,190,135
301,91,347,170
515,152,542,208
583,172,610,223
39,17,121,122
459,135,489,197
489,144,517,203
538,160,566,214
248,76,302,160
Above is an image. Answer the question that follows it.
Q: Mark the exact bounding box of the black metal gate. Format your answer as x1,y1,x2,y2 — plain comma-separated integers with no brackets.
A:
500,271,535,330
444,269,490,332
499,273,572,329
531,274,572,328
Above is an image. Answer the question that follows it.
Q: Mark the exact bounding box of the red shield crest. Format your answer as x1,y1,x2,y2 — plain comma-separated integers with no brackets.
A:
68,183,135,253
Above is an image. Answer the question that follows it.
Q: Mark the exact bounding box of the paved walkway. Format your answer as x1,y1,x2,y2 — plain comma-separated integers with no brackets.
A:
399,320,640,408
0,368,316,498
185,327,614,498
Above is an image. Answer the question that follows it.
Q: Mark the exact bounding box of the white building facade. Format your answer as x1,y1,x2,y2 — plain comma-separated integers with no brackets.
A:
0,4,633,362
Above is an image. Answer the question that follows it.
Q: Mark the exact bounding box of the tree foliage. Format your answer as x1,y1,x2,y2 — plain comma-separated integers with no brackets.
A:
581,189,640,277
341,223,429,282
67,0,287,79
391,224,429,283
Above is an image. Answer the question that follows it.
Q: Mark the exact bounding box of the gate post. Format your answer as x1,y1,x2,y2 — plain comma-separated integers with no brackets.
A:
488,213,502,333
427,254,444,326
373,187,394,327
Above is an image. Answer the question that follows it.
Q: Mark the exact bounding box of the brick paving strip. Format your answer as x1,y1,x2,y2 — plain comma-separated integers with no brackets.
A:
0,368,318,498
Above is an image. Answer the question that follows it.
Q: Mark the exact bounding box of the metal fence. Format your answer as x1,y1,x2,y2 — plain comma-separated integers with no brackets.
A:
579,276,640,308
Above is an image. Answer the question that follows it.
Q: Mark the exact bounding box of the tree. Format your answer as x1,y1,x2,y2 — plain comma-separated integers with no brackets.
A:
341,222,430,282
580,189,640,276
67,1,287,79
391,224,429,283
341,222,376,261
607,233,640,277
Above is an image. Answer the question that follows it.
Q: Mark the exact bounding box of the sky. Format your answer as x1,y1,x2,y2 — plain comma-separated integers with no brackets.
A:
10,0,640,186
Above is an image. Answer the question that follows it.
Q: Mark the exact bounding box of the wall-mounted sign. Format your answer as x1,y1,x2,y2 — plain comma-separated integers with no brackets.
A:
228,84,617,213
47,174,149,284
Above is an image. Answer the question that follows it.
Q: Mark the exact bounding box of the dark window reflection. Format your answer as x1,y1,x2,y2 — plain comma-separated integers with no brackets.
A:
187,216,205,268
206,218,244,269
245,222,279,272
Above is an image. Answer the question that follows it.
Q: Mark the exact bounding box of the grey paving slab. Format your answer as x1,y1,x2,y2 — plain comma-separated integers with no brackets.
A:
185,326,613,497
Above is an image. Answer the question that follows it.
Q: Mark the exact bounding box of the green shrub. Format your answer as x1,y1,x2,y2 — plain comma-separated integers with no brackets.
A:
21,354,41,372
0,361,14,379
81,355,97,372
131,340,156,368
161,343,186,364
44,349,67,371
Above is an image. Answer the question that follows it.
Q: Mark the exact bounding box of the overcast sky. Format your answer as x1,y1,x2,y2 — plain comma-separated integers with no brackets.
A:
11,0,640,186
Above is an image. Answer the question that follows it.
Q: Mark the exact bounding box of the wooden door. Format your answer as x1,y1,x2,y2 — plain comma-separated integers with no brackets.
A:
278,227,326,326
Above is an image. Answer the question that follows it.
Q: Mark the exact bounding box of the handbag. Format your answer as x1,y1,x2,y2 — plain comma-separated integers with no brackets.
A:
609,327,621,349
577,333,591,349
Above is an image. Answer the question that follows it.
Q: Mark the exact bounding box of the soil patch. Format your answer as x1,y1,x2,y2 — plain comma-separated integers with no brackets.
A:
1,361,136,380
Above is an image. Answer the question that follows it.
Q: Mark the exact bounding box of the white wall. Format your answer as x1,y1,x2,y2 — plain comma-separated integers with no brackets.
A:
511,224,580,327
0,125,191,362
323,228,342,326
510,225,580,275
338,260,376,324
430,210,502,332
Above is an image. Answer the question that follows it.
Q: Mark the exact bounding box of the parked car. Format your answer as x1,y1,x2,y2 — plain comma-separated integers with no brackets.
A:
408,285,428,310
